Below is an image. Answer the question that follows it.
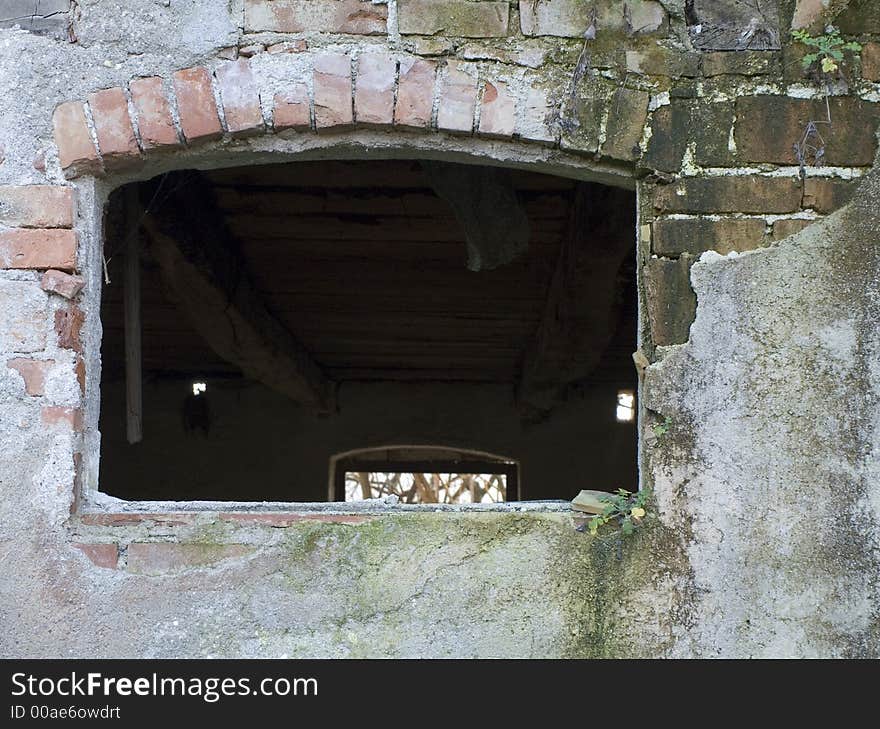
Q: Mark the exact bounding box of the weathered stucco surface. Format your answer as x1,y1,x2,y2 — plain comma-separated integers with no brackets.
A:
1,0,878,657
644,157,880,657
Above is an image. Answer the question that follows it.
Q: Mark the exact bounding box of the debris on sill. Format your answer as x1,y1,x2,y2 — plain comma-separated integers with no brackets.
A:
571,490,612,515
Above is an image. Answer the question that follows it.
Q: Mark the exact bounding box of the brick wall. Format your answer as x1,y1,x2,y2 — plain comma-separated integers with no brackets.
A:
2,0,880,658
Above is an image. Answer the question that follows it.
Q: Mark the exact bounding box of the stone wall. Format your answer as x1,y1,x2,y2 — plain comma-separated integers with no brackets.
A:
1,0,879,657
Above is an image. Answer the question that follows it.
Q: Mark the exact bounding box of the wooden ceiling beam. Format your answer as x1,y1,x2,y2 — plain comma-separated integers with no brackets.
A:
139,172,336,414
517,183,635,418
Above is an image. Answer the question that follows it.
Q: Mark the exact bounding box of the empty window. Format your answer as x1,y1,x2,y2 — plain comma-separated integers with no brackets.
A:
616,389,636,422
331,447,517,503
98,160,637,503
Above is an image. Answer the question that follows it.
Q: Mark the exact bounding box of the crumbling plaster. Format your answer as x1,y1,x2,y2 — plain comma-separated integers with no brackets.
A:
643,157,880,657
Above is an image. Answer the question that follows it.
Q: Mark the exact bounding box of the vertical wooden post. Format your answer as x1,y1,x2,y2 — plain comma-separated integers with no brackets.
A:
124,185,143,444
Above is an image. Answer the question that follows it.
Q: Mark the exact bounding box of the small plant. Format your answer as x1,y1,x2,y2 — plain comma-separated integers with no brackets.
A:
652,416,672,438
792,27,861,75
789,27,861,172
587,487,652,537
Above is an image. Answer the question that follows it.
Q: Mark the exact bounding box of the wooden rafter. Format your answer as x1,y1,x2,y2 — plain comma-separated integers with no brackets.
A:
139,172,336,414
517,183,634,416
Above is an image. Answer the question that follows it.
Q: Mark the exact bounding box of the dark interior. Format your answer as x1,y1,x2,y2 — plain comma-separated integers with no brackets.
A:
98,159,638,502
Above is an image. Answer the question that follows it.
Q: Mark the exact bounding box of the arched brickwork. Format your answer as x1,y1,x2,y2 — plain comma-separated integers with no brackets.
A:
3,0,880,659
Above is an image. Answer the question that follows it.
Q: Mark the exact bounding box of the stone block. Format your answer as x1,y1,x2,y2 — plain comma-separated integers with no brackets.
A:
735,96,880,167
652,217,766,256
399,0,509,37
245,0,387,34
644,255,697,346
602,87,649,161
643,100,734,172
803,177,858,214
653,177,803,214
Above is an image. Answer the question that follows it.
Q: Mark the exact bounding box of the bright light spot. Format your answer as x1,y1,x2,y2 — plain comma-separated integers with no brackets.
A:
616,390,635,422
192,382,207,396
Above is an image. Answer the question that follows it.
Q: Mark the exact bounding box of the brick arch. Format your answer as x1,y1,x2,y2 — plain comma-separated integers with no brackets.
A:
51,53,636,181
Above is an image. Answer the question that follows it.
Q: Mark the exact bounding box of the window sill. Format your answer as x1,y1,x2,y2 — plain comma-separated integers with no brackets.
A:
76,496,573,526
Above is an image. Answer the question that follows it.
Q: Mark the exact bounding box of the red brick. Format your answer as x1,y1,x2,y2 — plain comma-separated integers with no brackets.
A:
478,80,515,137
52,101,101,178
41,406,84,430
0,186,74,228
129,76,179,149
314,54,353,130
245,0,387,34
437,61,478,133
172,67,223,143
273,86,311,131
54,305,85,352
70,451,82,517
238,44,265,57
0,229,77,271
72,543,118,570
267,40,308,54
6,358,53,396
79,512,196,527
127,543,255,574
219,512,372,526
652,217,767,256
862,43,880,82
395,58,436,129
74,354,85,395
355,53,396,126
88,87,139,165
41,269,84,299
216,59,264,135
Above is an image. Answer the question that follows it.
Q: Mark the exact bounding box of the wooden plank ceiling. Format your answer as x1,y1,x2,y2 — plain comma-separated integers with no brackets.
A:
101,160,634,386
